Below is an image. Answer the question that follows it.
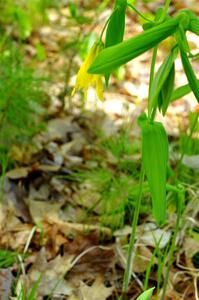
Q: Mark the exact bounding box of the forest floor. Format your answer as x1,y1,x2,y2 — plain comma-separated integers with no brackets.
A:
0,1,199,299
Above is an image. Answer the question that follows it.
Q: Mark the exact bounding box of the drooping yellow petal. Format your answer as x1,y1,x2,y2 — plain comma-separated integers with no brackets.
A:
71,41,104,100
95,76,104,101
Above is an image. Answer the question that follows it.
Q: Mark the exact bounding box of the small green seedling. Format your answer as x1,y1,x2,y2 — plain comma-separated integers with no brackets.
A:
136,287,155,300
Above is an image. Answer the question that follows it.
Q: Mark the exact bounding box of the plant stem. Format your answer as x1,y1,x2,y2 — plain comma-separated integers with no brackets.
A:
127,3,152,22
161,188,184,300
148,46,158,121
122,166,145,295
159,0,172,23
99,5,120,42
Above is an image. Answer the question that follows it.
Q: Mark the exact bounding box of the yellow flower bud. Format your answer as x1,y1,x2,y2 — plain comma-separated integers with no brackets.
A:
72,42,104,101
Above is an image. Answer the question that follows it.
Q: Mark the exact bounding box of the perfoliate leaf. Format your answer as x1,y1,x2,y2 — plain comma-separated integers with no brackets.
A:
158,63,175,115
89,18,179,74
138,114,168,226
105,2,126,47
180,49,199,103
175,25,199,103
148,47,178,117
170,82,197,102
136,287,155,300
105,0,127,85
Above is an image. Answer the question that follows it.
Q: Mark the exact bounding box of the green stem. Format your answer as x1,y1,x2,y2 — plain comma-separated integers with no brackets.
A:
161,188,184,300
159,0,172,23
122,166,145,295
148,0,172,120
127,3,152,22
99,15,111,42
148,46,158,121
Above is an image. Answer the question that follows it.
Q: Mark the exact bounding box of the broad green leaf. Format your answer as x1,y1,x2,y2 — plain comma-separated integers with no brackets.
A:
136,287,155,300
171,84,191,102
159,63,175,115
189,19,199,35
89,17,179,74
170,82,199,102
175,25,199,103
138,114,168,225
105,1,126,47
148,47,178,117
180,49,199,103
105,0,127,84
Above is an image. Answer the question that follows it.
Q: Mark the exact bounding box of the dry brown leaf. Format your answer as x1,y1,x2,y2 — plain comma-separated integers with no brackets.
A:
6,167,30,179
26,198,64,223
46,215,112,238
9,144,38,164
137,223,171,249
79,276,113,300
133,245,153,273
42,116,74,142
17,248,74,299
184,237,199,269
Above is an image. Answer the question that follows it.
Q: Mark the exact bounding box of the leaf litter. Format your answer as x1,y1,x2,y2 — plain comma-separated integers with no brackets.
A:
0,1,199,299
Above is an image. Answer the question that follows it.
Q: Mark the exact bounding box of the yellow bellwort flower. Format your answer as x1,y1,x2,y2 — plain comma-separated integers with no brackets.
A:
72,42,104,101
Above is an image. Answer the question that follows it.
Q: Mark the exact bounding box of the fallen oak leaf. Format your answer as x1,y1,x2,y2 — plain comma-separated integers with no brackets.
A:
17,248,74,300
6,167,31,179
79,276,113,300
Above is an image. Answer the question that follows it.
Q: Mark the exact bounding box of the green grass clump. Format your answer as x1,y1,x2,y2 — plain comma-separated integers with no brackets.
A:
0,42,46,160
0,249,22,268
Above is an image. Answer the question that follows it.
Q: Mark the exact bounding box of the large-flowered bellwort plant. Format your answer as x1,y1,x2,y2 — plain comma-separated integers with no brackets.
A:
72,0,199,298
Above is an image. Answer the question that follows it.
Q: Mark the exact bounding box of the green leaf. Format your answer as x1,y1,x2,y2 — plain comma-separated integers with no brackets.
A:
148,47,178,117
170,80,199,102
105,1,126,47
178,9,199,35
136,287,155,300
180,49,199,103
138,114,168,225
171,83,191,102
89,17,179,74
189,19,199,35
159,62,175,115
105,0,127,84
